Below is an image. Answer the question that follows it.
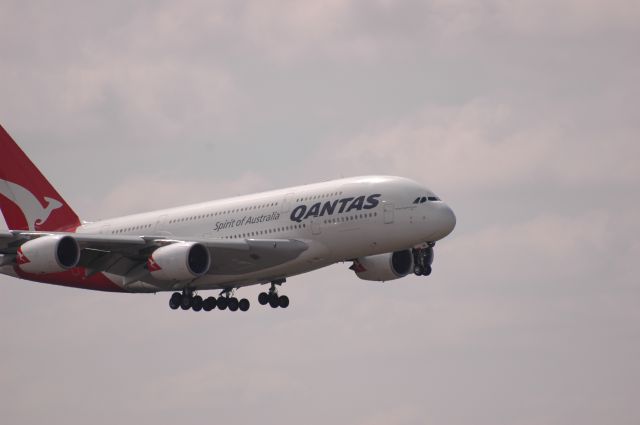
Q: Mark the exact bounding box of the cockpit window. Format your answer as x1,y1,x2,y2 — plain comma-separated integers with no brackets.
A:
414,195,441,204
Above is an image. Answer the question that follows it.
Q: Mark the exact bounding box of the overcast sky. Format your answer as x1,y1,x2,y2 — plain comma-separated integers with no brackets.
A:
1,1,639,424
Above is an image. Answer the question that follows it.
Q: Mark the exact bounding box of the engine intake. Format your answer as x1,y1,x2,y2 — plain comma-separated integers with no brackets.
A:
351,249,413,282
147,242,211,281
17,235,80,274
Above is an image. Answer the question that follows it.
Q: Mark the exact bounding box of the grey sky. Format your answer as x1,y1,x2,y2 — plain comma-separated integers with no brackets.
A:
1,1,639,424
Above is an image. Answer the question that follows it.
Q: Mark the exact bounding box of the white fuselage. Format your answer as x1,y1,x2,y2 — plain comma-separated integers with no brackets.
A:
77,176,456,292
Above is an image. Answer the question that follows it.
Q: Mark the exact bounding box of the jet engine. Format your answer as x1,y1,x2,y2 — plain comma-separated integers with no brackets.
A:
147,242,211,281
17,235,80,274
350,249,413,282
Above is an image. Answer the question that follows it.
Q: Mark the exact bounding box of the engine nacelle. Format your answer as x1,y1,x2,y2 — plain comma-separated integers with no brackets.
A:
351,249,414,282
147,242,211,281
17,235,80,274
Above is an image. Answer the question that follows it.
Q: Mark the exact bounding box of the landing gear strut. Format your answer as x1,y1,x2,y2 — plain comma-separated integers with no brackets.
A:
168,288,250,312
413,242,434,276
258,279,289,309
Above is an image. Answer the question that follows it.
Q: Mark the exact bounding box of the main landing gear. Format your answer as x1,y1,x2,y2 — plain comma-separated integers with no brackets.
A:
258,279,289,309
169,288,250,312
413,242,435,276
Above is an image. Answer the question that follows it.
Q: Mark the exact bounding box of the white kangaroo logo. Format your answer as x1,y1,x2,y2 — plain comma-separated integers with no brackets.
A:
0,179,63,230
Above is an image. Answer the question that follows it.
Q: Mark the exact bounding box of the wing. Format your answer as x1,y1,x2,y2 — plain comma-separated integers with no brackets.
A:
0,230,308,282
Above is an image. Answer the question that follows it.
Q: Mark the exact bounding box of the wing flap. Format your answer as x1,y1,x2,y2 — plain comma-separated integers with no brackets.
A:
206,238,308,275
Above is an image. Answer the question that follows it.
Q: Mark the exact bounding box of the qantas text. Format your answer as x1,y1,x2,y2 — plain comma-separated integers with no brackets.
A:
290,194,381,223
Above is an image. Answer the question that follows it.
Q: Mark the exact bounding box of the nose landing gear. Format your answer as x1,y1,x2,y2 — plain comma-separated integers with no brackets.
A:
413,242,434,276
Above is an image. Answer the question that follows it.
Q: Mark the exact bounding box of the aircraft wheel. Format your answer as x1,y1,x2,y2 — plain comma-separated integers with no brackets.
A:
239,298,250,312
278,295,289,308
423,265,432,276
191,295,203,311
414,265,424,276
169,292,181,310
180,296,191,310
228,297,239,311
258,292,269,305
269,295,279,308
203,297,216,311
217,297,228,310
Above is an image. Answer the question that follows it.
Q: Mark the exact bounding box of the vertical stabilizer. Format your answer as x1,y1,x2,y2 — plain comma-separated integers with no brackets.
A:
0,125,80,231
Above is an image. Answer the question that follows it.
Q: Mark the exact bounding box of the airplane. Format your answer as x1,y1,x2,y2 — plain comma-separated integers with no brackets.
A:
0,124,456,312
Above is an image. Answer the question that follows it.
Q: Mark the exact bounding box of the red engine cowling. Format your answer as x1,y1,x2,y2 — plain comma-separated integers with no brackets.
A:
17,235,80,274
351,250,414,282
147,242,211,281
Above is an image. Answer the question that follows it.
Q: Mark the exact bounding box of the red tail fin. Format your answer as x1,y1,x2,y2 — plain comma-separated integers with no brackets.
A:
0,125,81,231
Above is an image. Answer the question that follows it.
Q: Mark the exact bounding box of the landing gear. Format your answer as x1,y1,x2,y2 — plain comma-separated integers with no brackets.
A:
216,296,228,310
217,289,249,312
414,265,432,276
413,243,435,277
167,282,288,312
258,279,289,309
169,292,181,310
180,294,191,310
203,297,216,311
227,297,239,312
239,298,250,312
168,289,250,312
191,295,203,312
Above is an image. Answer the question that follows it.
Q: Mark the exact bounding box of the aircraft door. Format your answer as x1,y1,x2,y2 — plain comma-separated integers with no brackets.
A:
281,192,296,213
310,218,322,235
154,214,170,235
383,202,394,224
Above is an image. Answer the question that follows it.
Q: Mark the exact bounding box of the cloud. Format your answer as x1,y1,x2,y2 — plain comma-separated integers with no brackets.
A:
491,0,640,35
306,98,639,195
1,1,640,424
450,209,623,284
237,0,640,60
81,171,270,218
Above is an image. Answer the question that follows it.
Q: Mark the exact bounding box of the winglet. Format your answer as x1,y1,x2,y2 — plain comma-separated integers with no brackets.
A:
0,125,81,231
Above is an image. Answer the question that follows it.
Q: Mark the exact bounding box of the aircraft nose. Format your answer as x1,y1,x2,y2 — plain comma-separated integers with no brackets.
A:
442,204,456,236
432,203,456,240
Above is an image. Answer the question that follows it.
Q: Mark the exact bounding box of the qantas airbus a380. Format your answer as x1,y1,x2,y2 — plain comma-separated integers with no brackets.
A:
0,125,456,312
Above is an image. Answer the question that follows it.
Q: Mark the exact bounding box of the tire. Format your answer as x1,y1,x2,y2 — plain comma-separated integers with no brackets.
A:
169,299,180,310
258,292,269,305
278,295,289,308
170,292,182,304
203,297,216,311
414,265,424,276
239,298,250,312
180,296,191,310
191,295,203,311
269,296,279,308
423,265,432,276
228,297,239,311
217,297,228,310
